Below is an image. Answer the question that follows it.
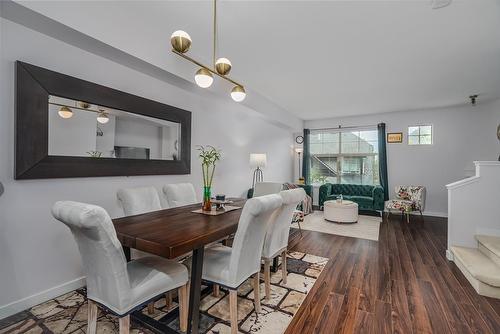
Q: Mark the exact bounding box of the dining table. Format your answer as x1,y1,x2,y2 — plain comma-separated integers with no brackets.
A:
112,198,246,334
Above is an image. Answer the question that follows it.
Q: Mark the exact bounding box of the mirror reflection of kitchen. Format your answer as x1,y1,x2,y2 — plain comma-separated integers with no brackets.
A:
48,96,181,160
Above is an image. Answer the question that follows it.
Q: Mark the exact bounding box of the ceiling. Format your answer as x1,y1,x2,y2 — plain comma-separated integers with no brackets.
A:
16,0,500,120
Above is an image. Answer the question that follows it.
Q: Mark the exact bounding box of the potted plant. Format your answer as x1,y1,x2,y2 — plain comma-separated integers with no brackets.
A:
197,145,222,211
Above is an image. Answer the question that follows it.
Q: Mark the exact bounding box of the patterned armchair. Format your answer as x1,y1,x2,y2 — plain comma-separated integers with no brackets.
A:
385,185,426,223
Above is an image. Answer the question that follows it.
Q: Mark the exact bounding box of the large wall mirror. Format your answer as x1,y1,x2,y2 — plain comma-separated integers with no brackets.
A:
15,61,191,179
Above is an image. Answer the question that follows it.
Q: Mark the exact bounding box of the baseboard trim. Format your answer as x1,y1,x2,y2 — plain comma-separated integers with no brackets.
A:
423,211,448,218
446,249,454,261
0,276,86,320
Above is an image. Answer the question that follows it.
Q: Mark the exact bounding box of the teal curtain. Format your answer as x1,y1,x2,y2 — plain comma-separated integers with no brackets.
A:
377,123,389,200
302,129,311,184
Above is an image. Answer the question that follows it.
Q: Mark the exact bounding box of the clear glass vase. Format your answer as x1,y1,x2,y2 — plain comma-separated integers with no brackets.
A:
202,186,212,211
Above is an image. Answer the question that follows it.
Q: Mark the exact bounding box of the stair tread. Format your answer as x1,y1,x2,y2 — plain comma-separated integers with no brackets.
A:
476,235,500,258
451,246,500,287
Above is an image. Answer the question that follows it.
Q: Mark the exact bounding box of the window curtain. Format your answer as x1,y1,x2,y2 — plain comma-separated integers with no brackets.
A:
302,129,311,184
377,123,389,200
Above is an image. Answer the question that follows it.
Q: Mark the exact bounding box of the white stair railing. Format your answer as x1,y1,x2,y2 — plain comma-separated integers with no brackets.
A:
446,161,500,260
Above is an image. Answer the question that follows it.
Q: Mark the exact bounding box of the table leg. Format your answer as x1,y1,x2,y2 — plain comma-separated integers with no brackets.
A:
187,247,204,334
123,246,131,262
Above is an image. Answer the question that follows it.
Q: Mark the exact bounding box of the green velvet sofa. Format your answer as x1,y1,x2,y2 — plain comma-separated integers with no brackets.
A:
319,183,384,212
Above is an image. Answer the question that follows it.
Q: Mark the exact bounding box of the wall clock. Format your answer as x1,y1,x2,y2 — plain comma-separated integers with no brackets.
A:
295,135,304,144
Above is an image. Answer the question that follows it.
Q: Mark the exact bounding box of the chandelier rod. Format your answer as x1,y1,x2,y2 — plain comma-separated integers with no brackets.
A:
213,0,217,68
48,101,107,115
172,49,243,87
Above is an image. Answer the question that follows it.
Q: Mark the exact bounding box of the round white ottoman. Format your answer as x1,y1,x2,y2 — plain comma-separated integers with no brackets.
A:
324,200,359,224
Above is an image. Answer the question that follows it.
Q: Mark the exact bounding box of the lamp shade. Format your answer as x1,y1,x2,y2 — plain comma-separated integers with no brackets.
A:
250,153,267,168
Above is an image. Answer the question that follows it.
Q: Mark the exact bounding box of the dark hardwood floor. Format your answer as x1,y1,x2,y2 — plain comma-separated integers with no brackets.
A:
285,215,500,334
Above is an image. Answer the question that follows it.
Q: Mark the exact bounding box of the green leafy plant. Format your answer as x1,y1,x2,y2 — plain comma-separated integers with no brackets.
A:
197,145,222,188
311,167,327,184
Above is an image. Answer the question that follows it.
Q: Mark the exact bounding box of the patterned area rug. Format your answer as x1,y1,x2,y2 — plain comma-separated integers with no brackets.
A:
293,211,381,241
0,252,328,334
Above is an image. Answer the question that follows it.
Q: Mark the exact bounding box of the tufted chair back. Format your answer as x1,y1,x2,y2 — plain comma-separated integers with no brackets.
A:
163,183,197,208
117,186,162,216
52,201,131,312
395,185,426,211
228,194,282,286
262,188,306,259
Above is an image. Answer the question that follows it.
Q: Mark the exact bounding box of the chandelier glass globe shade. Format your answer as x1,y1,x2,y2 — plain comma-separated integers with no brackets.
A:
170,30,192,53
195,68,214,88
231,85,246,102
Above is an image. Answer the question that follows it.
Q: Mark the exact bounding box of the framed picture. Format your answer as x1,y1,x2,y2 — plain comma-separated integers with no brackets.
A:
387,132,403,143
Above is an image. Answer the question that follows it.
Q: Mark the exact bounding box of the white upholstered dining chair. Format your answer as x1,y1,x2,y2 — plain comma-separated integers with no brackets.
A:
261,188,306,300
253,182,283,197
201,194,283,334
163,183,197,208
117,186,176,311
116,186,161,261
117,186,162,216
52,201,189,333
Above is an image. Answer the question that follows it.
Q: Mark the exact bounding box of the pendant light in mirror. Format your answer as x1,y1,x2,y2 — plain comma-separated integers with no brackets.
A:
58,106,73,119
97,111,110,124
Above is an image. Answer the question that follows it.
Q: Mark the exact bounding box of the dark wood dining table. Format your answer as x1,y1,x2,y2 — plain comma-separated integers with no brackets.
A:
112,198,246,334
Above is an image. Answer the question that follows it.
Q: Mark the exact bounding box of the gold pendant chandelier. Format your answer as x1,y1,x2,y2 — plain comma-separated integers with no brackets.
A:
170,0,246,102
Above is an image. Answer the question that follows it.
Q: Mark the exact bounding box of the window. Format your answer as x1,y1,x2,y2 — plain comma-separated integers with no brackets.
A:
408,125,432,145
308,128,379,186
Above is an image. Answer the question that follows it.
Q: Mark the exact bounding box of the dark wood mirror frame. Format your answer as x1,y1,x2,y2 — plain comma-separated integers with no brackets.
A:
15,61,191,179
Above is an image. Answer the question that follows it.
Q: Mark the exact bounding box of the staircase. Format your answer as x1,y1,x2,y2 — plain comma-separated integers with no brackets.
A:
446,161,500,299
451,235,500,298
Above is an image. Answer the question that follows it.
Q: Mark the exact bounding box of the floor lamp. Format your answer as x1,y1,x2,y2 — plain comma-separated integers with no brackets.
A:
250,153,267,188
295,148,304,184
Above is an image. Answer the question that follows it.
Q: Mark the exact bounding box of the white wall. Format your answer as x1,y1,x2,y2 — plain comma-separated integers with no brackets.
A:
0,17,296,318
305,100,500,216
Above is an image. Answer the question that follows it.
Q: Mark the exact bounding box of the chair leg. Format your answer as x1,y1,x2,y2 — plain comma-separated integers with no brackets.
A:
165,291,173,309
229,289,238,334
419,210,424,222
264,259,271,301
297,220,303,237
281,250,288,284
213,284,220,297
147,302,155,314
87,299,98,334
253,273,261,313
406,212,410,224
178,283,188,333
119,315,130,334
